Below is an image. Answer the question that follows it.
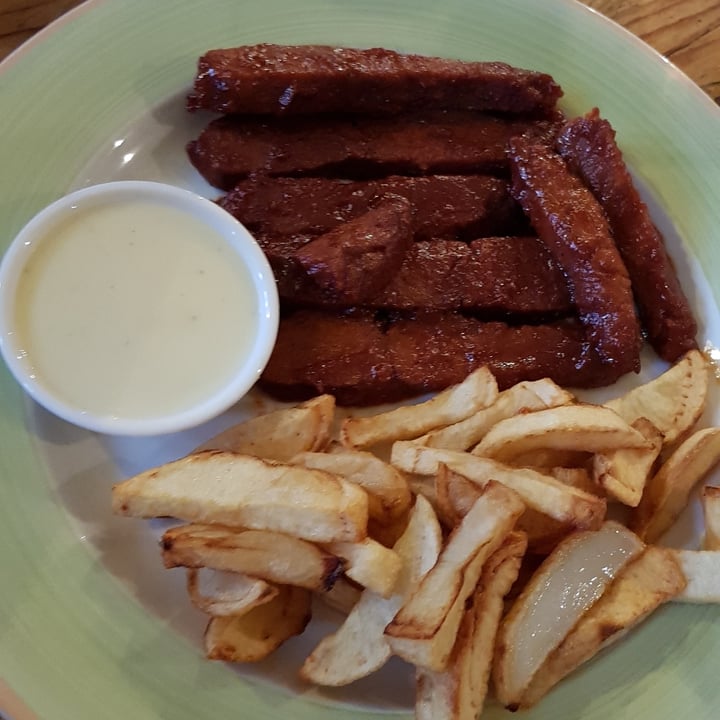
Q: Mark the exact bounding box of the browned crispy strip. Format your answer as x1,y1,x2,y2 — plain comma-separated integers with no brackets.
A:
219,175,528,241
187,112,560,189
294,195,414,304
187,44,562,117
556,109,697,361
508,137,641,374
273,238,572,315
259,311,628,406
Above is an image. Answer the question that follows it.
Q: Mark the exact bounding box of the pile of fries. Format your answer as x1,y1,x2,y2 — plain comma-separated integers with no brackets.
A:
112,349,720,718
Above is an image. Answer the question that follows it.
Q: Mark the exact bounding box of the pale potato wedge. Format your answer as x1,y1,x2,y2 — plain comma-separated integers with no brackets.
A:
385,481,525,671
416,379,574,451
592,417,663,507
416,532,527,720
391,443,606,530
300,495,442,686
604,349,709,447
671,550,720,603
292,449,411,525
187,567,278,617
493,522,645,709
162,524,343,591
194,394,335,460
340,367,498,449
702,485,720,550
473,404,651,463
205,585,312,662
519,546,686,708
322,538,402,598
631,427,720,543
112,451,368,543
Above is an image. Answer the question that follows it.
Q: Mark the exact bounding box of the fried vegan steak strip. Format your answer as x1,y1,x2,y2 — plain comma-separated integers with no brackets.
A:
219,175,528,241
274,237,572,315
259,311,627,406
508,137,641,375
187,112,561,190
556,109,698,361
187,44,562,117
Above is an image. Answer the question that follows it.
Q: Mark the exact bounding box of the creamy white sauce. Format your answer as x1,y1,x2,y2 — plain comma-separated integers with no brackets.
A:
14,199,258,420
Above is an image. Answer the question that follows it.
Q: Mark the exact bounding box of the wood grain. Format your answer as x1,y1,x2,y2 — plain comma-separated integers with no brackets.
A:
0,0,718,99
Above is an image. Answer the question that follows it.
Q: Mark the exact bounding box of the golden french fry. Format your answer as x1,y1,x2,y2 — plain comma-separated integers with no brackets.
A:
391,443,606,530
416,379,574,451
702,486,720,550
631,427,720,543
492,522,645,709
434,464,482,528
300,495,442,686
187,567,278,617
416,532,527,720
292,449,411,524
385,482,525,671
605,349,709,446
194,394,335,460
547,467,599,496
112,451,368,543
592,417,663,507
340,367,498,449
205,585,312,662
671,549,720,603
322,538,402,598
473,404,651,463
519,546,686,708
162,524,343,591
511,449,590,470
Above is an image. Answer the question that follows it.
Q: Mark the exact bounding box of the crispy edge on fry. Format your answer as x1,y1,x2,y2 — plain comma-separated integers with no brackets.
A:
112,451,369,543
604,349,709,446
162,524,344,591
204,585,312,662
702,485,720,550
300,495,443,686
473,404,651,462
416,379,574,451
385,482,525,671
340,367,498,449
631,427,720,543
416,531,527,720
519,546,686,708
194,394,335,459
592,417,663,507
187,567,278,617
391,443,606,530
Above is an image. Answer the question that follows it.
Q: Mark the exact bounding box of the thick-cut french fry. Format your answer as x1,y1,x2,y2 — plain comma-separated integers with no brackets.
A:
671,550,720,603
547,467,599,496
314,578,363,616
391,443,606,530
493,522,645,709
322,538,402,597
702,486,720,550
204,585,312,662
112,451,368,543
604,349,709,447
162,524,343,591
416,532,527,720
385,482,525,671
519,546,686,708
187,567,278,617
300,495,442,686
631,427,720,543
340,367,498,449
292,449,411,524
473,404,651,463
435,464,482,528
416,379,574,451
592,417,663,507
194,395,335,460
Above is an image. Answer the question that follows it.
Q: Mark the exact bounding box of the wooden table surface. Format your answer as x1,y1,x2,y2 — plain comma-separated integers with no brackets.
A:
1,0,719,100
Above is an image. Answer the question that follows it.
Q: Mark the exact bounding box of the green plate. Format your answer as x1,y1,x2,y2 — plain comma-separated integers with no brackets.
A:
1,1,720,718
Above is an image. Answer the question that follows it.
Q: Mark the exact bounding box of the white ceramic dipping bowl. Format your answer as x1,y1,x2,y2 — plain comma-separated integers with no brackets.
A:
0,181,279,436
